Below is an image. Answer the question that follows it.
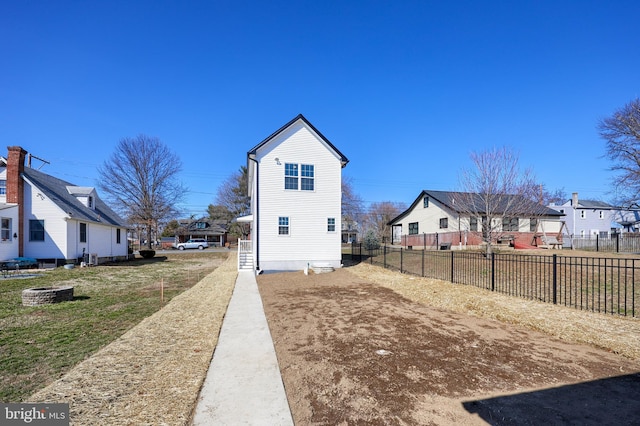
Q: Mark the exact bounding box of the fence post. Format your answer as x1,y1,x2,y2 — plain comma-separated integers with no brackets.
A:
400,247,403,273
616,233,620,253
596,234,599,252
450,250,454,283
491,253,495,291
552,254,557,304
384,245,387,268
422,249,425,277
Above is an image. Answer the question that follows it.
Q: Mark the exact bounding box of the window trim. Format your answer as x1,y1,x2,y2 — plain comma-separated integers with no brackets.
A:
278,216,290,235
1,217,11,241
0,180,6,196
439,218,448,229
469,216,478,232
327,217,336,233
284,163,299,190
423,196,429,208
284,163,315,191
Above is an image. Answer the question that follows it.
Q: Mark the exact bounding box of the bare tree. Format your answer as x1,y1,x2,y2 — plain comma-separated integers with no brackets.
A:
365,201,406,243
342,176,364,234
457,146,539,254
599,98,640,207
98,134,186,249
215,166,250,237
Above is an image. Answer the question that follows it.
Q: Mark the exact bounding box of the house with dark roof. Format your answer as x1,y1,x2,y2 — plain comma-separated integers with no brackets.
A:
175,217,228,247
389,189,565,248
239,114,349,271
0,146,128,265
548,192,640,238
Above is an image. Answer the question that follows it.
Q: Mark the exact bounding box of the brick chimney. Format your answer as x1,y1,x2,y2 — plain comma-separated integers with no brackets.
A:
7,146,26,256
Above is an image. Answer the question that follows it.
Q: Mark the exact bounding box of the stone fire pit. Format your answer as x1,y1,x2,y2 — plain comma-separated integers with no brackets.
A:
22,286,74,306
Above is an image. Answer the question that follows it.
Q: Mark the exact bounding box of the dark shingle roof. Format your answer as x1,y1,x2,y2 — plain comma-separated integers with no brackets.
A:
576,199,614,209
390,190,564,224
23,167,127,227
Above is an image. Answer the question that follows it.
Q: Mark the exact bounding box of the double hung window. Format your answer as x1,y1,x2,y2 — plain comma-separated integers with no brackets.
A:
284,163,314,191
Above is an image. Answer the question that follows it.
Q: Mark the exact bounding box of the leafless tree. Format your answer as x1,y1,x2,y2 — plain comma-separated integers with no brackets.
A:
456,146,539,254
599,98,640,207
98,134,186,249
342,176,364,233
215,166,250,237
365,201,406,243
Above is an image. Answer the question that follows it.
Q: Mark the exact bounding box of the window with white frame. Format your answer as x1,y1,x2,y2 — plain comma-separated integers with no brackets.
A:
408,222,419,235
327,218,336,232
301,164,314,190
284,163,314,191
423,196,429,208
599,211,604,219
278,216,289,235
88,196,94,209
469,217,478,231
0,180,6,195
530,218,538,232
580,210,586,219
1,218,11,241
284,163,298,190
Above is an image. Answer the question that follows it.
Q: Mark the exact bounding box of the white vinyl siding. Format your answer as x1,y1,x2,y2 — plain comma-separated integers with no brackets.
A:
254,120,342,270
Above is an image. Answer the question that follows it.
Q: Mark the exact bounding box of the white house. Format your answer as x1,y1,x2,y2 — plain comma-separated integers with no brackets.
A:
242,114,349,272
0,146,128,265
390,190,565,248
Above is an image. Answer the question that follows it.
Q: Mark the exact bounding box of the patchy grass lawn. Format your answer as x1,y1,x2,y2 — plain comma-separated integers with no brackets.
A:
0,251,227,402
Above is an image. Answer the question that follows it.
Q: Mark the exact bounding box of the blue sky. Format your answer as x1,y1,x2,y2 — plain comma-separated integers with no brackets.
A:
1,1,639,216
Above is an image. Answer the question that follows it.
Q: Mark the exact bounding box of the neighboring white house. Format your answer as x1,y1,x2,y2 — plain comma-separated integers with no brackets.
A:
243,114,349,272
390,190,565,247
0,146,128,265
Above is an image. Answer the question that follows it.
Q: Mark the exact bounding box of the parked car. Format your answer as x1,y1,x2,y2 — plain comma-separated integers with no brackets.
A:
174,239,209,250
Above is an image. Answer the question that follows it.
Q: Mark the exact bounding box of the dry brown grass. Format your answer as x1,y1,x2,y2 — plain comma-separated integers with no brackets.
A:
29,254,238,426
348,262,640,360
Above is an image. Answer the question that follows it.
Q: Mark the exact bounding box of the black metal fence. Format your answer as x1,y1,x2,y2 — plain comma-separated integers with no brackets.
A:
350,243,638,317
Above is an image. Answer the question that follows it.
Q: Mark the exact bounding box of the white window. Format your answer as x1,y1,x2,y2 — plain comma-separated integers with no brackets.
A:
1,218,11,241
278,217,289,235
580,210,586,219
284,163,314,191
0,180,6,195
423,196,429,208
327,218,336,232
284,163,298,190
599,211,604,219
301,164,314,191
88,196,94,209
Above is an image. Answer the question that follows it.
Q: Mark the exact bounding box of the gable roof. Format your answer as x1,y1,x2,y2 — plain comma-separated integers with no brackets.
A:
390,190,564,224
575,199,614,209
247,114,349,166
22,167,127,227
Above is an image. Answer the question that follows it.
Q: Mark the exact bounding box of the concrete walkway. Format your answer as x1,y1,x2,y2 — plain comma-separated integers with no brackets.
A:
192,271,294,425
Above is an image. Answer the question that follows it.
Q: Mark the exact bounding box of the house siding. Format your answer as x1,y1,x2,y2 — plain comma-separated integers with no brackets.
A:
254,121,342,271
23,179,69,259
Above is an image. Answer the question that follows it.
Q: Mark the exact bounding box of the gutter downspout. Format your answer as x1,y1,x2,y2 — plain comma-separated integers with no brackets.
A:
248,156,259,272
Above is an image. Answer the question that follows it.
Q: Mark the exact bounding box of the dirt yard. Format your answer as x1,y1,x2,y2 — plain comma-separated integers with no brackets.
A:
258,266,640,425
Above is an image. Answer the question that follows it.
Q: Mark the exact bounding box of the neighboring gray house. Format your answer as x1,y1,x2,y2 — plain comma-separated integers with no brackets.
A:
548,192,640,238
